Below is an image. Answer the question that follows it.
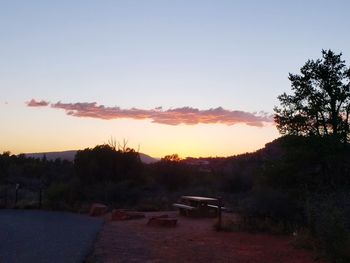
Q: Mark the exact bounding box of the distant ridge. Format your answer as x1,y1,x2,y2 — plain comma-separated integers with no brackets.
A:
25,150,77,162
24,150,159,164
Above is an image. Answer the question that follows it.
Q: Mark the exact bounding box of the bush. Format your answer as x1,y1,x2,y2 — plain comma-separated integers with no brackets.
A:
44,181,80,210
13,200,38,209
238,189,300,233
291,227,317,250
306,192,350,262
135,196,170,211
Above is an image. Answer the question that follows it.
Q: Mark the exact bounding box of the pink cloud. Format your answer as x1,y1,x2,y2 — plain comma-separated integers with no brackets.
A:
27,99,50,107
27,100,273,126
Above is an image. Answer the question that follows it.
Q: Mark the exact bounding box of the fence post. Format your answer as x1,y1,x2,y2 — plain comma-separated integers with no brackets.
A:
217,196,222,231
4,187,8,208
15,183,20,205
38,188,42,209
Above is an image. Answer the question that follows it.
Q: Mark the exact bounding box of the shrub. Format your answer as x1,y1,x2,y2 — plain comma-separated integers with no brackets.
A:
291,227,317,250
306,192,350,262
238,189,300,233
44,181,80,210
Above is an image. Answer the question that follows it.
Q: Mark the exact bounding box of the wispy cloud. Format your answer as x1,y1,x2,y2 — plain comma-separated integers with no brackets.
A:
27,99,50,107
27,99,273,127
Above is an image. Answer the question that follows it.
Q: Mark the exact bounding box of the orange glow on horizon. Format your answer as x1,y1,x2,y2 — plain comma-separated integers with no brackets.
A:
0,104,279,158
1,121,279,159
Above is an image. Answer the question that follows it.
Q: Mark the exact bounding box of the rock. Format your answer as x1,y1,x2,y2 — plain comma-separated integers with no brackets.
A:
147,215,177,227
89,203,108,217
111,209,145,221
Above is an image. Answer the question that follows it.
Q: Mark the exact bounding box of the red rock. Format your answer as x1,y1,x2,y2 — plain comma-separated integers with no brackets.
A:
147,215,177,227
111,209,145,221
89,203,108,216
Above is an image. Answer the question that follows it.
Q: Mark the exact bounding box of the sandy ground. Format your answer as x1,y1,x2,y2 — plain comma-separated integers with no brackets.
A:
88,212,325,263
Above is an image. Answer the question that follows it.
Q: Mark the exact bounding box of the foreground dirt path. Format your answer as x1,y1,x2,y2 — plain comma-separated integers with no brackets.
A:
88,212,324,263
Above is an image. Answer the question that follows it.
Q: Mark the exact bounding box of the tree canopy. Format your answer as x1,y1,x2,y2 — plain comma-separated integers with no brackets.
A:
74,144,143,185
274,50,350,142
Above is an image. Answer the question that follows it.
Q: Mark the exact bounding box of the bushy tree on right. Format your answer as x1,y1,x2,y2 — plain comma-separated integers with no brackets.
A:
274,50,350,143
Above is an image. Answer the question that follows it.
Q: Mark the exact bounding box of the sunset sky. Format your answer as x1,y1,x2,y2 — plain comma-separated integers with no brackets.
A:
1,1,350,158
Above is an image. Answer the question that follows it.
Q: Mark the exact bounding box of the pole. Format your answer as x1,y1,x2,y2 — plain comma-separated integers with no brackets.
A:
15,183,20,205
39,188,42,209
217,196,222,231
4,187,7,208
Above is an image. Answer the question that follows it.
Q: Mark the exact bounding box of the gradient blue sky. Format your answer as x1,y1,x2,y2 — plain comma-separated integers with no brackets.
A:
1,1,350,157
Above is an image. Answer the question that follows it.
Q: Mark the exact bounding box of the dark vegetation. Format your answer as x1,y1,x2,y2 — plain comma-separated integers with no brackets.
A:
274,49,350,142
0,50,349,261
272,49,350,262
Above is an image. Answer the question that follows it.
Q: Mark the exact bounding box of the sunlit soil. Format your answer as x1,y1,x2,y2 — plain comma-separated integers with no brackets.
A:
88,212,326,263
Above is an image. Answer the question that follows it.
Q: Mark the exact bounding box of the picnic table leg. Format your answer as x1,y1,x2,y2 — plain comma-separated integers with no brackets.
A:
217,197,222,230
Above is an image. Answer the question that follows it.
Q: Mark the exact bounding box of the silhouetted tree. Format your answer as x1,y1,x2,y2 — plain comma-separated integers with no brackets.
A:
274,50,350,142
74,144,143,185
161,154,181,162
153,154,192,191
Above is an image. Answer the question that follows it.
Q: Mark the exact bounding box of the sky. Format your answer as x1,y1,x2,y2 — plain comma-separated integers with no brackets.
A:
1,0,350,158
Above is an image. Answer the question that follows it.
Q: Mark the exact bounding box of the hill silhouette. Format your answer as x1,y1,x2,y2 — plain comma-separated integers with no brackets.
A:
24,150,159,164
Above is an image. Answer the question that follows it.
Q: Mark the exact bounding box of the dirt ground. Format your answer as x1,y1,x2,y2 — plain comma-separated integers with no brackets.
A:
88,211,325,263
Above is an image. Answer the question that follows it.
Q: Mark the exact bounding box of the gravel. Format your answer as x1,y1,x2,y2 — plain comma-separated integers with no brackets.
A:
0,209,103,263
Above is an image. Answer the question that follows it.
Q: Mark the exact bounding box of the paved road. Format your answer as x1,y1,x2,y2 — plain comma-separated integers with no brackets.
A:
0,209,103,263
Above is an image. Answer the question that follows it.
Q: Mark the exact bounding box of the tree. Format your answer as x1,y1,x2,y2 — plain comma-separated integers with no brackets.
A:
154,154,192,191
74,144,143,185
274,50,350,142
161,154,181,162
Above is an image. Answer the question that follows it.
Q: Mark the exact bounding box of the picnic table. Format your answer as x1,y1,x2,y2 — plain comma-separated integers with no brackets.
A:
173,196,224,218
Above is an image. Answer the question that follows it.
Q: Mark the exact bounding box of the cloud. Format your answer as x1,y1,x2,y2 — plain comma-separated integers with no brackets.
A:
27,99,50,107
27,99,273,126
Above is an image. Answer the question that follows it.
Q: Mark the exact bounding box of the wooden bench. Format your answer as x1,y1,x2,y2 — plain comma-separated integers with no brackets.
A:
173,203,197,216
173,203,196,210
207,204,227,211
173,196,224,218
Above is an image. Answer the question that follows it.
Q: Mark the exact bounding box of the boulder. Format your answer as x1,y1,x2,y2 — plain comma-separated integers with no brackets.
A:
111,209,145,221
147,215,177,227
89,203,108,216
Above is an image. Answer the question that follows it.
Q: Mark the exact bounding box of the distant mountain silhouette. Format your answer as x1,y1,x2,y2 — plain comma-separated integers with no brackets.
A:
138,152,160,164
24,150,159,164
22,137,288,166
